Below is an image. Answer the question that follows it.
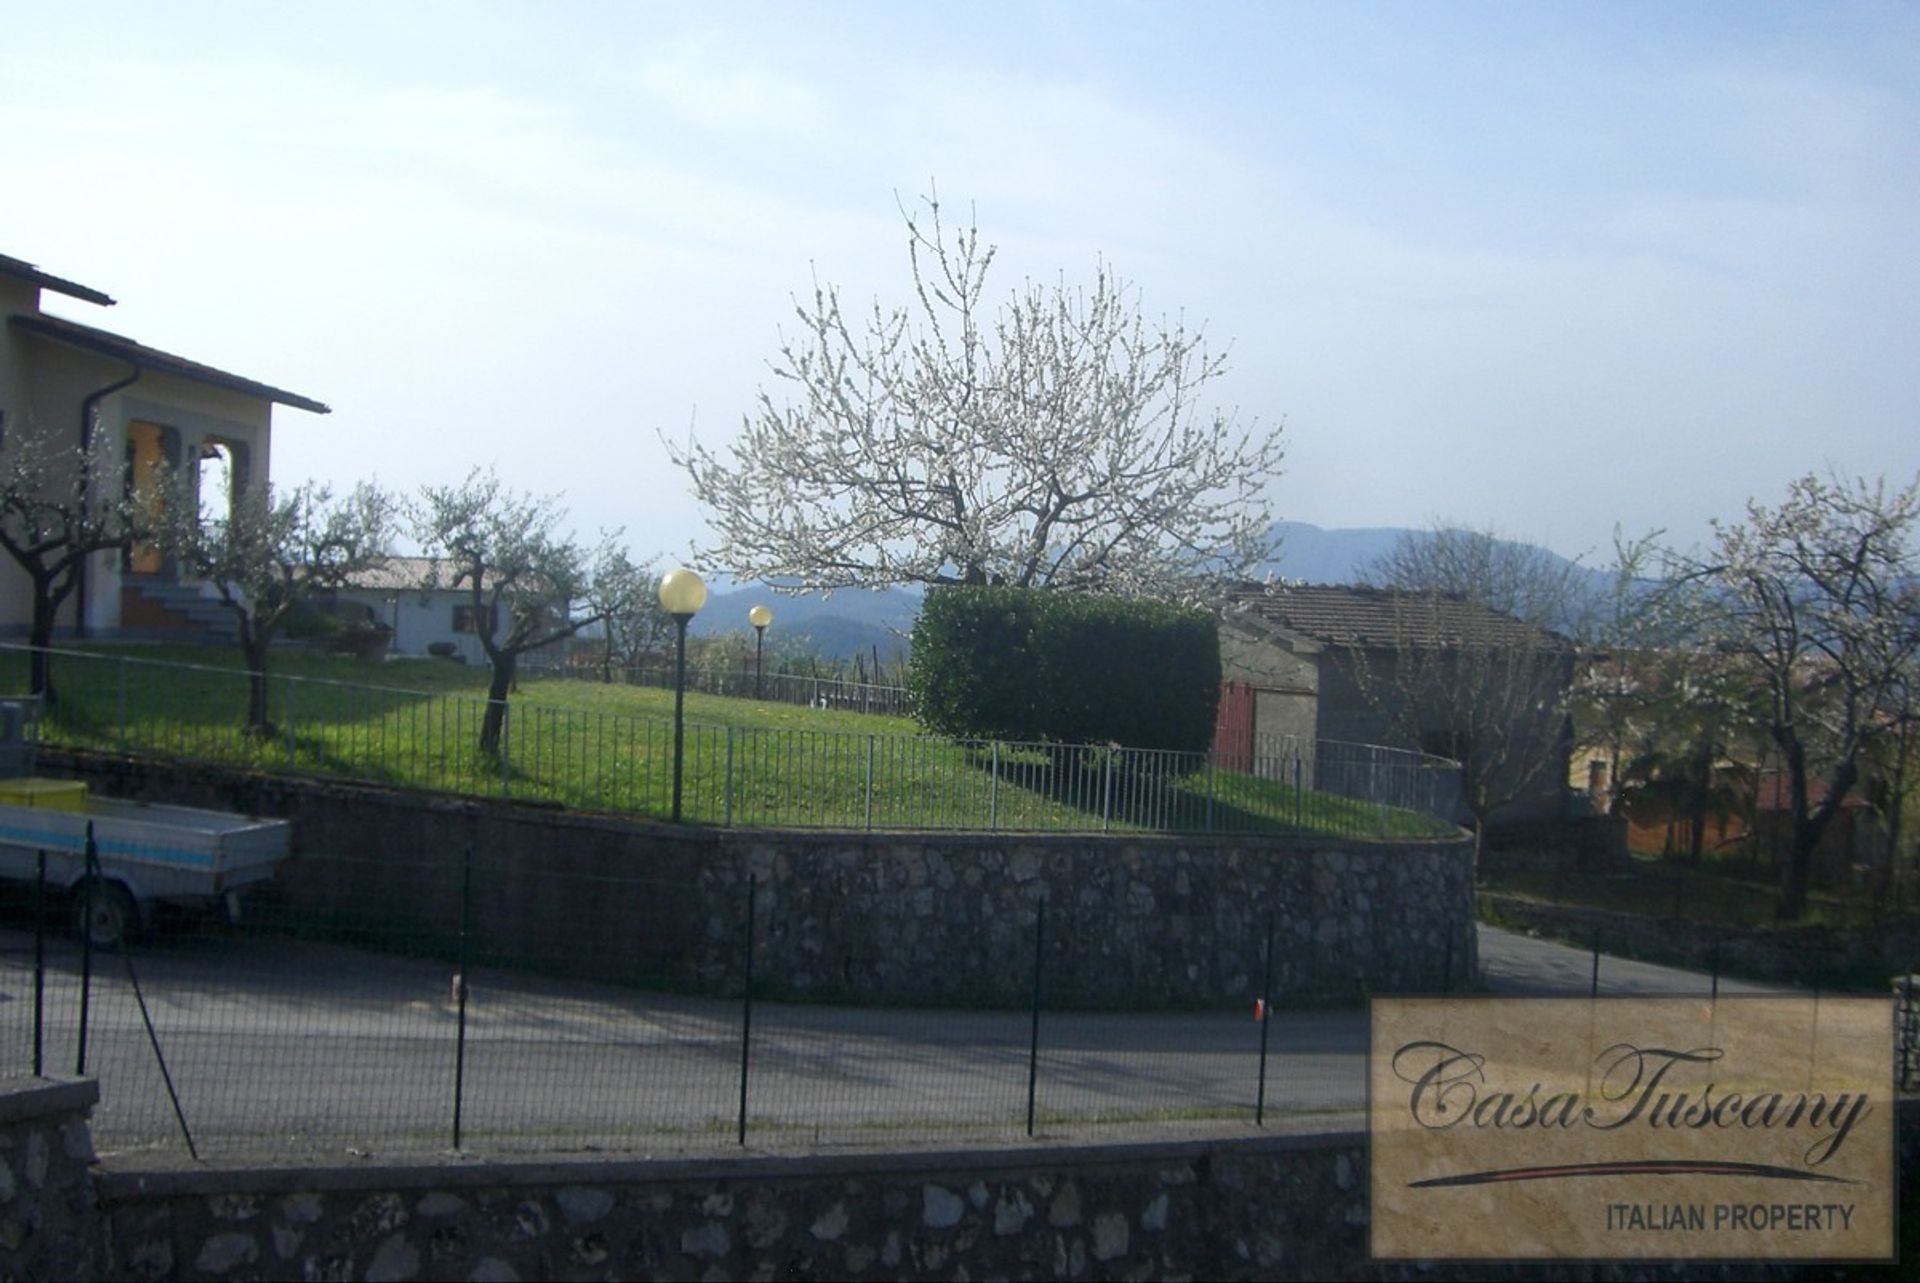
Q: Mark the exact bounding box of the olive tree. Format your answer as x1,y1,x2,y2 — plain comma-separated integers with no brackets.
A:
581,548,674,682
414,468,616,754
670,192,1286,602
163,479,394,735
0,418,155,698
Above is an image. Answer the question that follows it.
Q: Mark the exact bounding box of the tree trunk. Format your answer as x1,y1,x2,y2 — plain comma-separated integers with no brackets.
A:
1775,739,1856,922
1685,733,1713,862
480,657,514,755
244,640,273,738
1778,816,1816,922
1776,737,1814,921
1875,728,1911,909
26,591,57,702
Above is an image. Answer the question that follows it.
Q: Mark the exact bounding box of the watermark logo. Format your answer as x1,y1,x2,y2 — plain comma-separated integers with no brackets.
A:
1369,997,1894,1260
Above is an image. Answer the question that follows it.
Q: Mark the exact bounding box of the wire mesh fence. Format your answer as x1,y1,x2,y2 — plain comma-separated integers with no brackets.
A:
0,845,1385,1162
2,644,1462,837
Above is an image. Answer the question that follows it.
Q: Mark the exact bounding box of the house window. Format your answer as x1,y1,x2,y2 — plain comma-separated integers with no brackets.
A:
452,604,498,636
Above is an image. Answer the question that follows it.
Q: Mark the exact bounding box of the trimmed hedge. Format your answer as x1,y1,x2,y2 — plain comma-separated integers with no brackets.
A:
909,586,1221,753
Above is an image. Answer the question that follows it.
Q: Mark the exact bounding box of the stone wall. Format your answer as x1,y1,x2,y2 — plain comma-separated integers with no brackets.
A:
716,829,1474,1006
0,1077,101,1281
90,1131,1820,1283
43,750,1476,1007
10,1060,1911,1280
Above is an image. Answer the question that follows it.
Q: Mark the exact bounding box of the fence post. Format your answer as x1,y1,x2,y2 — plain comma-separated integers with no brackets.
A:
75,824,96,1077
1026,898,1045,1138
453,842,473,1150
1205,758,1216,834
1376,756,1388,837
990,742,1000,831
738,873,756,1147
865,735,875,831
724,728,736,827
120,925,199,1160
116,657,127,754
1293,756,1304,828
1256,906,1275,1126
1590,929,1602,999
284,677,297,767
1101,753,1113,832
499,707,510,798
32,850,45,1077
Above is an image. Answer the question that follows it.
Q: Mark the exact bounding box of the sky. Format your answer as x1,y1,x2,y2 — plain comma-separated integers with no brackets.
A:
4,1,1916,572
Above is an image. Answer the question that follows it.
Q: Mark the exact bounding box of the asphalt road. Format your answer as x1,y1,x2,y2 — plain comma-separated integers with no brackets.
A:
0,922,1779,1163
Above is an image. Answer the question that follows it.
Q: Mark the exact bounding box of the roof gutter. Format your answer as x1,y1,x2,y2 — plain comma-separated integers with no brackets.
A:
73,364,143,639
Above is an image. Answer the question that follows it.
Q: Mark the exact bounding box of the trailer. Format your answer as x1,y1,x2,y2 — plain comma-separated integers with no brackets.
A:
0,790,292,948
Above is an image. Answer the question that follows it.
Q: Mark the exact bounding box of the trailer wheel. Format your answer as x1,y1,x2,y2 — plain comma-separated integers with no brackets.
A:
73,881,138,951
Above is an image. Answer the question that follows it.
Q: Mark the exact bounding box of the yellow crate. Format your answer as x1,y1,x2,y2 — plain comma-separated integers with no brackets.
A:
0,778,88,812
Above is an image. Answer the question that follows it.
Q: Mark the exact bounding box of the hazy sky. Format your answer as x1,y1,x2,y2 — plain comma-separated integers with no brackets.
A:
4,1,1915,570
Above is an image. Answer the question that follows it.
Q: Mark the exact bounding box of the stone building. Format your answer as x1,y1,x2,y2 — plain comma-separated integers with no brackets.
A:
1215,582,1575,829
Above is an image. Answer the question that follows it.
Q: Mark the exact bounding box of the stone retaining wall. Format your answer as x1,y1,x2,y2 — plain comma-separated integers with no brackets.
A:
91,1131,1834,1282
0,1077,101,1281
10,1067,1914,1280
43,750,1477,1007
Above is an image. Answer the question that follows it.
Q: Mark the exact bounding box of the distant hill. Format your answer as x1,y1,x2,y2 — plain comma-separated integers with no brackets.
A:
1258,521,1414,584
691,584,920,664
1260,521,1616,632
684,523,1609,660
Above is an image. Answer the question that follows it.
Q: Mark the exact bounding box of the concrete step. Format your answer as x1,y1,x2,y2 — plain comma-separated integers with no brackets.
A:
120,578,240,644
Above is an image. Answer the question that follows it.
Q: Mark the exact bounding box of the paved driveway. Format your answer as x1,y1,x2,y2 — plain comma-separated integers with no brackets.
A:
1477,923,1793,997
0,922,1768,1163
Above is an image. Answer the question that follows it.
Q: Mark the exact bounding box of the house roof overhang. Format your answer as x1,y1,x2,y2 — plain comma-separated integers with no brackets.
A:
8,312,331,415
342,557,507,593
0,253,116,307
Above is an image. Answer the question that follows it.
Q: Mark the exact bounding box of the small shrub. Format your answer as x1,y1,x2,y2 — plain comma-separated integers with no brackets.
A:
280,602,342,641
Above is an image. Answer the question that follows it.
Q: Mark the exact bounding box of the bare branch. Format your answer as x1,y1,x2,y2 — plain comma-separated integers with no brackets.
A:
667,190,1286,602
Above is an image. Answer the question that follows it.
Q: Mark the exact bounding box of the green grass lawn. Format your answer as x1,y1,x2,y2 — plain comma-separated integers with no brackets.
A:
3,643,1454,840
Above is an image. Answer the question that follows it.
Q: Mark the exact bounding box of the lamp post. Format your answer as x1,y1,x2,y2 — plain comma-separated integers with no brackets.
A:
658,568,708,822
748,605,772,700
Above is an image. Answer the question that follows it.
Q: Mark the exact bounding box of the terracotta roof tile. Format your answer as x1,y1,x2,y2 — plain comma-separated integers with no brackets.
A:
1225,582,1558,649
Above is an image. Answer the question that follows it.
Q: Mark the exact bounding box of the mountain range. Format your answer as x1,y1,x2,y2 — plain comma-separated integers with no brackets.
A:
690,522,1598,660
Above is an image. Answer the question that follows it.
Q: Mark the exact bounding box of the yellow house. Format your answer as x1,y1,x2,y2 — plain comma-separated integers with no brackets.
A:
0,251,328,640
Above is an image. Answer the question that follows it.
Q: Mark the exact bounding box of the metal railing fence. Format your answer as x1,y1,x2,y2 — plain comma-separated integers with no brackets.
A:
1,643,1461,837
521,660,912,718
